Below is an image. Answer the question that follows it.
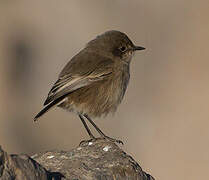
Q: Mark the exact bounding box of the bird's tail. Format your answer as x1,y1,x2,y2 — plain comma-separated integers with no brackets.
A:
34,102,56,121
34,95,67,121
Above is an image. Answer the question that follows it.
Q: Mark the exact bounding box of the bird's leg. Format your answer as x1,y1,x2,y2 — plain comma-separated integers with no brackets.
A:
83,114,123,145
79,114,95,139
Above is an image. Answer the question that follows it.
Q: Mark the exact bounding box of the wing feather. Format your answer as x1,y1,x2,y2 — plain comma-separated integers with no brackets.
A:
44,51,114,106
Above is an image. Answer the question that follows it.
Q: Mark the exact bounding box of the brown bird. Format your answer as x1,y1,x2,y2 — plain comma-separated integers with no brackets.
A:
34,30,145,144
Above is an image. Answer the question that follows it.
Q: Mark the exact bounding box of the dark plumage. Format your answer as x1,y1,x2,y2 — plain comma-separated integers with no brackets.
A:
34,30,145,144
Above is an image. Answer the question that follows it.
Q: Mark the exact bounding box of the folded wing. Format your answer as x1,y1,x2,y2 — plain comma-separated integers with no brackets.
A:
44,51,114,106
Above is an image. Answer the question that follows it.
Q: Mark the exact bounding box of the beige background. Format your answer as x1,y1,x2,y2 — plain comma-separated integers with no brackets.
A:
0,0,209,179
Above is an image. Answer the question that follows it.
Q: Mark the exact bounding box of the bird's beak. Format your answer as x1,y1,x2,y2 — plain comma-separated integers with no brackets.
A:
133,46,146,51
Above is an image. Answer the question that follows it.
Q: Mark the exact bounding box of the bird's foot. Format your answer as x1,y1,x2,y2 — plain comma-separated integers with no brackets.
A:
79,136,98,146
102,135,124,145
79,136,123,146
79,139,93,146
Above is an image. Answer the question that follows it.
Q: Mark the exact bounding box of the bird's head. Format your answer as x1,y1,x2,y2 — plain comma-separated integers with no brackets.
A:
86,30,145,63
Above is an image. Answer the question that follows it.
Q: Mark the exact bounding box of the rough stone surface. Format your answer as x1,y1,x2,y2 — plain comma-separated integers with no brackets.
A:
0,139,155,180
0,146,48,180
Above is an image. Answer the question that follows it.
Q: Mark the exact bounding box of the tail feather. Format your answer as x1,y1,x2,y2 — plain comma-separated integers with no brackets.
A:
34,94,67,121
34,103,54,121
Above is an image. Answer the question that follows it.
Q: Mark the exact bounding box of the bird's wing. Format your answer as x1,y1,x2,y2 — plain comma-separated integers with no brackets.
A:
44,50,114,106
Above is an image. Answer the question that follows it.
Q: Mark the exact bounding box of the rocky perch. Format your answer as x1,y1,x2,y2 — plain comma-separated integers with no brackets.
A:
0,138,155,180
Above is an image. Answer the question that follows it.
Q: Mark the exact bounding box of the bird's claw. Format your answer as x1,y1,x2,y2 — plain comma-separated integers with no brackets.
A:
102,136,124,145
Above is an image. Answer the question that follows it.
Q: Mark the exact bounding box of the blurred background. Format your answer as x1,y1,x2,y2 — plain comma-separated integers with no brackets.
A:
0,0,209,179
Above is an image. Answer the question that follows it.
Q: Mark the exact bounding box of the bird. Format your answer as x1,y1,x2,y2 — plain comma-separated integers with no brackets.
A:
34,30,145,144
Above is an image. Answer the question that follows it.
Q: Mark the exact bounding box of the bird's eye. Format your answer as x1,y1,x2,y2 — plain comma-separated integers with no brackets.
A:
119,46,127,52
